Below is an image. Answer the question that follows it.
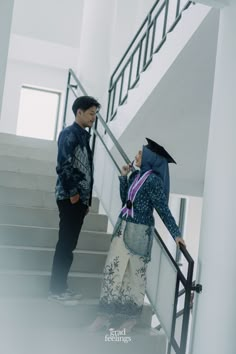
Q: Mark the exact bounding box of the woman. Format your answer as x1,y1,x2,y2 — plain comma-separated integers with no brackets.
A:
89,138,185,332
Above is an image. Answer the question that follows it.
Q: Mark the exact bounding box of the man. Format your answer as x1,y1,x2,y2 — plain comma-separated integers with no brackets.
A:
49,96,101,304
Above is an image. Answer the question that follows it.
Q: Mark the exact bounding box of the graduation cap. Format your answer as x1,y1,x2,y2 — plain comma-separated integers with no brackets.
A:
145,138,176,164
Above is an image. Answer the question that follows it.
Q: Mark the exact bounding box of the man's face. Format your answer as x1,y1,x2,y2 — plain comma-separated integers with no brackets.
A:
77,106,97,128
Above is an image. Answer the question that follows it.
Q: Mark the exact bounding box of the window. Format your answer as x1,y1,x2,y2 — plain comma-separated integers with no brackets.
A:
16,86,61,140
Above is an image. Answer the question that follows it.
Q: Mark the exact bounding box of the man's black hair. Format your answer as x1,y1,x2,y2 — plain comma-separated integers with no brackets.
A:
72,96,101,116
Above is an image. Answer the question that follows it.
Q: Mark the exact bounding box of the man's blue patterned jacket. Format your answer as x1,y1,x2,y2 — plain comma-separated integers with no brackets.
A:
55,122,93,206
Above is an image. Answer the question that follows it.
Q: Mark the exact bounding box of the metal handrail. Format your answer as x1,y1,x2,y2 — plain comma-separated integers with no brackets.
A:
106,0,193,123
63,69,131,171
155,303,193,332
150,229,194,354
62,69,198,354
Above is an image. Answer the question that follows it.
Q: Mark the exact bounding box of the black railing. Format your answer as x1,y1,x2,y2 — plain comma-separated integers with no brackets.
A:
106,0,193,123
155,282,196,331
150,230,195,354
62,69,200,354
62,69,131,173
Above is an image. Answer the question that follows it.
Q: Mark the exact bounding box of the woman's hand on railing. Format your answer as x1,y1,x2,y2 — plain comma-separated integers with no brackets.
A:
121,164,131,176
175,237,186,248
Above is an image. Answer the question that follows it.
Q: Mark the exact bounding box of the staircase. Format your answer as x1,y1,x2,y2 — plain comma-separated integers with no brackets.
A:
0,132,167,354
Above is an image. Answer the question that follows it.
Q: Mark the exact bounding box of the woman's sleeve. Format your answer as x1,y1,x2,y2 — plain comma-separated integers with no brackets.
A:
148,176,181,240
118,171,138,206
118,176,128,206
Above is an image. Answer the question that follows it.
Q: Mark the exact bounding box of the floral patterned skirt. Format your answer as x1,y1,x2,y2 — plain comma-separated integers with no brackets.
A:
99,221,148,318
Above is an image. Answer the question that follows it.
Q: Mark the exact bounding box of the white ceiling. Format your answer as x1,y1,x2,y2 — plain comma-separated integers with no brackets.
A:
11,0,84,47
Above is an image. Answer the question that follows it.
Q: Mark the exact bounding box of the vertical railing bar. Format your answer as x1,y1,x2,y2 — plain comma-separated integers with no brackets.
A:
136,40,143,80
149,1,166,54
53,92,61,140
180,260,194,353
176,198,186,263
111,15,149,80
70,86,78,98
167,341,172,354
119,71,125,105
110,0,160,80
143,13,152,70
150,16,157,58
162,0,169,38
110,84,117,121
168,278,180,354
176,0,181,18
128,55,134,90
91,115,98,157
62,71,71,129
106,77,113,123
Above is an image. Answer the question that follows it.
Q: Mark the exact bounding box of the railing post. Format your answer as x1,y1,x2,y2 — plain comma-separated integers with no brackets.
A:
168,277,180,354
91,115,98,157
110,82,117,121
143,13,152,70
62,71,71,129
180,260,194,354
176,0,181,18
128,55,134,90
162,0,169,38
136,40,143,82
149,16,157,60
119,72,125,105
106,76,113,123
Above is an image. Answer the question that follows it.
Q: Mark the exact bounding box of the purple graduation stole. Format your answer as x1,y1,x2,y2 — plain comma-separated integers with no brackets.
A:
121,170,152,218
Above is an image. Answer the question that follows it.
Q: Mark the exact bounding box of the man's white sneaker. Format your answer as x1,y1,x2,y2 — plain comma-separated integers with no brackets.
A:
65,288,83,300
48,291,81,306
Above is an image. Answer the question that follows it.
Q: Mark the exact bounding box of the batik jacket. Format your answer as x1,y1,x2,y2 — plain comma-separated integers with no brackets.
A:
55,122,93,206
111,171,181,261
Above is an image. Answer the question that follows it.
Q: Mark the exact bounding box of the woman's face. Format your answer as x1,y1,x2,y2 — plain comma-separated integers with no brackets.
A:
134,150,142,167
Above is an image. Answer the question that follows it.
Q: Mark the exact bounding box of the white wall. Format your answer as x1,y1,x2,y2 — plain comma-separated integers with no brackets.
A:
0,0,159,137
153,195,202,273
76,0,157,117
8,35,79,70
191,2,236,353
11,0,84,47
77,0,117,116
184,197,202,278
0,0,14,119
0,60,67,135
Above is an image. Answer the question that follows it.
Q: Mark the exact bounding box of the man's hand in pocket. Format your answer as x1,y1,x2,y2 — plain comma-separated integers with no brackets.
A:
70,194,80,204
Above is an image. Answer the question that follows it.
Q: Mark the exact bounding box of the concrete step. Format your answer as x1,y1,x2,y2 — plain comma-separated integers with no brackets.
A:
0,299,163,354
0,298,100,328
0,142,56,162
0,269,154,329
0,132,57,149
0,205,108,232
0,155,56,176
0,245,108,273
0,170,56,191
0,271,154,329
0,185,99,213
0,270,103,298
0,225,111,252
0,328,166,354
0,298,153,329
